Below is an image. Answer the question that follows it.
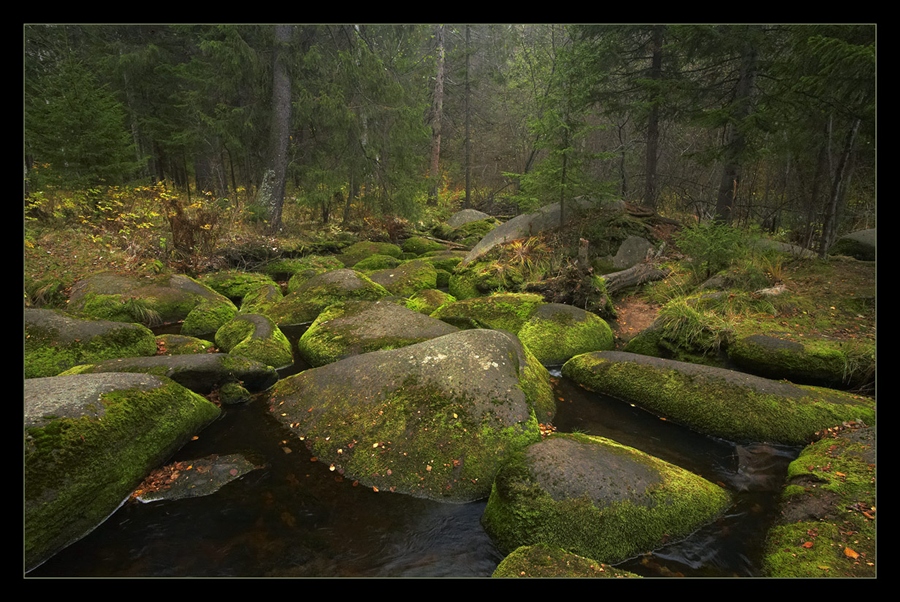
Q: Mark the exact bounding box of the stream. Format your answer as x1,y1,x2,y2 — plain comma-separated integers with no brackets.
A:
28,332,801,578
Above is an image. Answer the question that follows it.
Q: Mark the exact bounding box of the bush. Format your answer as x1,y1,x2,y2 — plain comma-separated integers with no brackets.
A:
675,222,747,281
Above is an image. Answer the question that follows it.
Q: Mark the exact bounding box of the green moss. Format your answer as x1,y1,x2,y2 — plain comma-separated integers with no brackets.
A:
763,433,876,577
338,241,403,267
181,299,238,338
431,293,544,334
561,354,875,444
405,289,456,316
216,315,293,368
292,377,541,501
24,377,220,570
353,254,403,271
492,544,641,578
518,309,614,366
401,236,447,255
25,322,158,379
199,271,277,303
482,433,731,564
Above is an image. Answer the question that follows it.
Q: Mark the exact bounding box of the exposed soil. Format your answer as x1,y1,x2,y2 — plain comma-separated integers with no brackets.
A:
608,296,660,350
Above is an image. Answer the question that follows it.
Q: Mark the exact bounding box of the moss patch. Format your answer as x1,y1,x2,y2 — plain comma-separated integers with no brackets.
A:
562,351,876,444
762,424,875,577
492,544,641,578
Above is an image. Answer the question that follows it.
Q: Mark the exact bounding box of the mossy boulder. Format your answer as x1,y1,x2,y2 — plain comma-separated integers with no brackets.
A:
262,255,345,281
405,289,456,316
430,292,544,333
352,254,403,272
827,228,875,261
492,544,641,578
562,351,876,445
68,272,237,334
481,433,731,564
24,373,220,571
446,208,492,228
59,352,278,394
25,308,158,379
239,283,284,315
762,424,876,577
517,303,614,366
728,334,875,391
180,298,239,338
215,313,293,369
268,329,555,502
198,270,278,304
420,250,467,273
366,259,438,297
448,260,525,300
264,269,390,327
401,235,448,255
155,334,214,355
297,300,459,367
338,241,403,268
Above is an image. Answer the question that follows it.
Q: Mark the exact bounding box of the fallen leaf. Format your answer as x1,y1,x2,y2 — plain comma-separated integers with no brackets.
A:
801,541,814,548
844,548,859,559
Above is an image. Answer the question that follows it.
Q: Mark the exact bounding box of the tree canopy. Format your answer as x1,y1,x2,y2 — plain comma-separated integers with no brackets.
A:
24,24,875,247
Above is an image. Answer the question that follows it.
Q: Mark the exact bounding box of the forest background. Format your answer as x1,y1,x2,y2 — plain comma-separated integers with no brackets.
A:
23,24,875,282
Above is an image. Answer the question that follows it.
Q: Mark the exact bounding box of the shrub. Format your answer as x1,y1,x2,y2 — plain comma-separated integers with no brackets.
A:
675,222,747,281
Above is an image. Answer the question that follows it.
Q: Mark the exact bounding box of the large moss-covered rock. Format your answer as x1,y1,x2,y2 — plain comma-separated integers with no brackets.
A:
430,292,544,333
239,283,284,315
481,433,731,564
198,270,278,304
268,329,555,502
155,334,214,355
264,269,389,326
366,259,438,297
25,308,157,379
297,300,459,367
517,303,614,366
352,254,403,272
215,313,293,369
448,260,525,300
562,351,876,444
24,373,220,571
59,352,279,394
338,241,403,268
68,272,237,334
728,334,875,391
263,255,345,281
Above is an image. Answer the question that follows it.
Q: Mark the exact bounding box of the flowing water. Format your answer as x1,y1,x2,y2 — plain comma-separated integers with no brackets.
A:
27,348,800,578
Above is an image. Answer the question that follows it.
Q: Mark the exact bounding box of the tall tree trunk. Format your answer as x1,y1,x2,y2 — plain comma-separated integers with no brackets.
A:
257,24,292,234
464,25,472,209
643,26,663,211
428,25,445,205
714,43,758,223
818,118,861,258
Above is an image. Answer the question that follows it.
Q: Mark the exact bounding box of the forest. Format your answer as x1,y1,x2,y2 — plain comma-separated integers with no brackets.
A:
24,24,877,578
24,24,874,256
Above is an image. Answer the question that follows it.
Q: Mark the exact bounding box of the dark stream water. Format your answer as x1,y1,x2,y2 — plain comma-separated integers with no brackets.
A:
28,339,801,578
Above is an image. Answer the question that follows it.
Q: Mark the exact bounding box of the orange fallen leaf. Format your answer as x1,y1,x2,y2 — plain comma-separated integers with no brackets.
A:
801,541,814,548
844,548,859,559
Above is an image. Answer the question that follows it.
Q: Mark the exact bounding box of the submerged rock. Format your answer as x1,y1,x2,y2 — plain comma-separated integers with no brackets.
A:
481,433,731,564
268,329,554,502
24,373,220,572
